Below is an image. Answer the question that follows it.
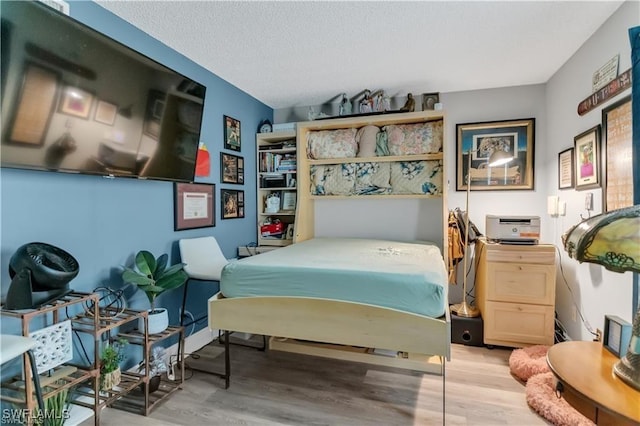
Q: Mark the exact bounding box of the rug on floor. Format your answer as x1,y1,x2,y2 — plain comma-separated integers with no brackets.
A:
508,344,550,382
525,372,595,426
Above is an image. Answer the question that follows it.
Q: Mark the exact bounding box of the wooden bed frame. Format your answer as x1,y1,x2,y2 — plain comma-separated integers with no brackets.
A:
208,293,451,375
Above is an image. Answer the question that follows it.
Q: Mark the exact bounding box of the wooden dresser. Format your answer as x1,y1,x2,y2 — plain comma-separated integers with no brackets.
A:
475,238,557,347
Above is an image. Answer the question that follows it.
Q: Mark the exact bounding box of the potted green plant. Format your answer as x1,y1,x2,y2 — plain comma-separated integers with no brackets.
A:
121,250,188,335
100,338,127,391
31,384,69,426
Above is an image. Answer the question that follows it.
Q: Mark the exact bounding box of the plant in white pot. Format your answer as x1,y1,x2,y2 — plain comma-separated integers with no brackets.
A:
122,250,188,335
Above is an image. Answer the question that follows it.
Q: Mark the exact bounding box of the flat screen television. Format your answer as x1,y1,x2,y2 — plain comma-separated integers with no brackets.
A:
0,1,206,183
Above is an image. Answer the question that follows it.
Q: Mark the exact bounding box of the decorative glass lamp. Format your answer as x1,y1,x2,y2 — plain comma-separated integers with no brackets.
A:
562,204,640,391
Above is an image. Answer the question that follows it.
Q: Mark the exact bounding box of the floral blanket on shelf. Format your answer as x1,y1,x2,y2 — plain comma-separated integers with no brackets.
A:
310,160,442,196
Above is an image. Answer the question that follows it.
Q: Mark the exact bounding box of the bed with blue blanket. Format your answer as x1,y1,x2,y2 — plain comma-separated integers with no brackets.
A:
208,237,450,374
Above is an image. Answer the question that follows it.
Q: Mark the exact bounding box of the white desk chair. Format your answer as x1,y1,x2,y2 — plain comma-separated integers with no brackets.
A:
178,236,264,382
0,335,46,420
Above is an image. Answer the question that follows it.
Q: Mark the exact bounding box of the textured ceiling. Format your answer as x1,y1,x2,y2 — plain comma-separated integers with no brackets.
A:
95,1,624,109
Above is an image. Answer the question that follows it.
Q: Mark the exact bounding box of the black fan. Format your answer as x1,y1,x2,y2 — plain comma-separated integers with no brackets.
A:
5,242,79,309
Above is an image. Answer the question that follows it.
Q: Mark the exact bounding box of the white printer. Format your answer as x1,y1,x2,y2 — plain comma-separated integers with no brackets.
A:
486,215,540,244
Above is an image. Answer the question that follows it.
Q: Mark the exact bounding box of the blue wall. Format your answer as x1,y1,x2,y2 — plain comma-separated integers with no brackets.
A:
0,2,272,335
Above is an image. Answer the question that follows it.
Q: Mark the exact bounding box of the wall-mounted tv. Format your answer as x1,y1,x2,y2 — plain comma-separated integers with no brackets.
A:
0,1,207,183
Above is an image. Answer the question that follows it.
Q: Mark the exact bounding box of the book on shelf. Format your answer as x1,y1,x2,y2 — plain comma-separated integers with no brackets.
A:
261,174,285,188
259,152,297,173
285,173,296,188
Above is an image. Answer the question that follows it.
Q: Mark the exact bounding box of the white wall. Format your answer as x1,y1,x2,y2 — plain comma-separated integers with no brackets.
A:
545,1,637,340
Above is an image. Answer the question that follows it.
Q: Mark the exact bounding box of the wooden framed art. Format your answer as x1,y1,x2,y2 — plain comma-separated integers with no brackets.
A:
220,152,243,184
173,182,215,231
58,85,93,119
94,100,117,125
222,188,245,219
558,148,575,190
456,118,535,191
224,115,241,151
602,95,632,211
573,125,601,191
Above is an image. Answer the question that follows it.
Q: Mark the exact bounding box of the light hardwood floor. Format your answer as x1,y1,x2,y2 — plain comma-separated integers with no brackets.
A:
84,338,547,425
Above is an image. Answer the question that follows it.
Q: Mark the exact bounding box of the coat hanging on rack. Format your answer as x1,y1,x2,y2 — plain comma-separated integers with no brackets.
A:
447,210,464,285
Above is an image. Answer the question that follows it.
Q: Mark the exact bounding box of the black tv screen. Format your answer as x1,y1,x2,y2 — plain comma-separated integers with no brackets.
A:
0,1,206,183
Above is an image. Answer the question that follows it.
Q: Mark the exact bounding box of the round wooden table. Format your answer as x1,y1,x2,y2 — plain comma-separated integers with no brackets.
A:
546,341,640,425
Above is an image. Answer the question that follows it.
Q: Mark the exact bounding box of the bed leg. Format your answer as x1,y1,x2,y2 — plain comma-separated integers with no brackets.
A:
224,330,230,389
218,330,267,351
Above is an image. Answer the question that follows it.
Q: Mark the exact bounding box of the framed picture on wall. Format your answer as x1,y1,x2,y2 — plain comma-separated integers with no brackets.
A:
173,182,215,231
220,153,242,184
602,95,632,211
224,115,241,151
558,148,575,190
573,125,601,191
456,118,535,191
221,188,245,219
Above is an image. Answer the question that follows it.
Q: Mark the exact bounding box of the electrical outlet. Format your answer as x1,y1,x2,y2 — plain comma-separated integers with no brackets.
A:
594,329,602,342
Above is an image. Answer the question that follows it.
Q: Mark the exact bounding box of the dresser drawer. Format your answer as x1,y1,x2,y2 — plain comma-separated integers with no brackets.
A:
484,301,555,346
486,262,556,305
485,247,555,264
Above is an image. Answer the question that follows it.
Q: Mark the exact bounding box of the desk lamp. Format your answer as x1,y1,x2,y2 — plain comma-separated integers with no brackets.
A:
562,204,640,390
451,146,514,317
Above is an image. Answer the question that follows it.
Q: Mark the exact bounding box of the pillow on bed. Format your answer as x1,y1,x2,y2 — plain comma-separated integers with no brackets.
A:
390,160,443,195
384,120,443,156
310,164,356,195
354,162,392,195
307,128,358,159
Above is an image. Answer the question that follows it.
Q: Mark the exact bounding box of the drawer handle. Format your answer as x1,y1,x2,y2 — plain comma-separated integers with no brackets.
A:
518,266,522,271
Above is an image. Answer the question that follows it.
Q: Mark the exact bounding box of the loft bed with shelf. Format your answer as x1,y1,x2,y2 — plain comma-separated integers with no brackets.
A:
210,111,450,417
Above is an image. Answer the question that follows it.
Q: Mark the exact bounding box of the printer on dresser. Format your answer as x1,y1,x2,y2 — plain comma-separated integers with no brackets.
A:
474,235,556,348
